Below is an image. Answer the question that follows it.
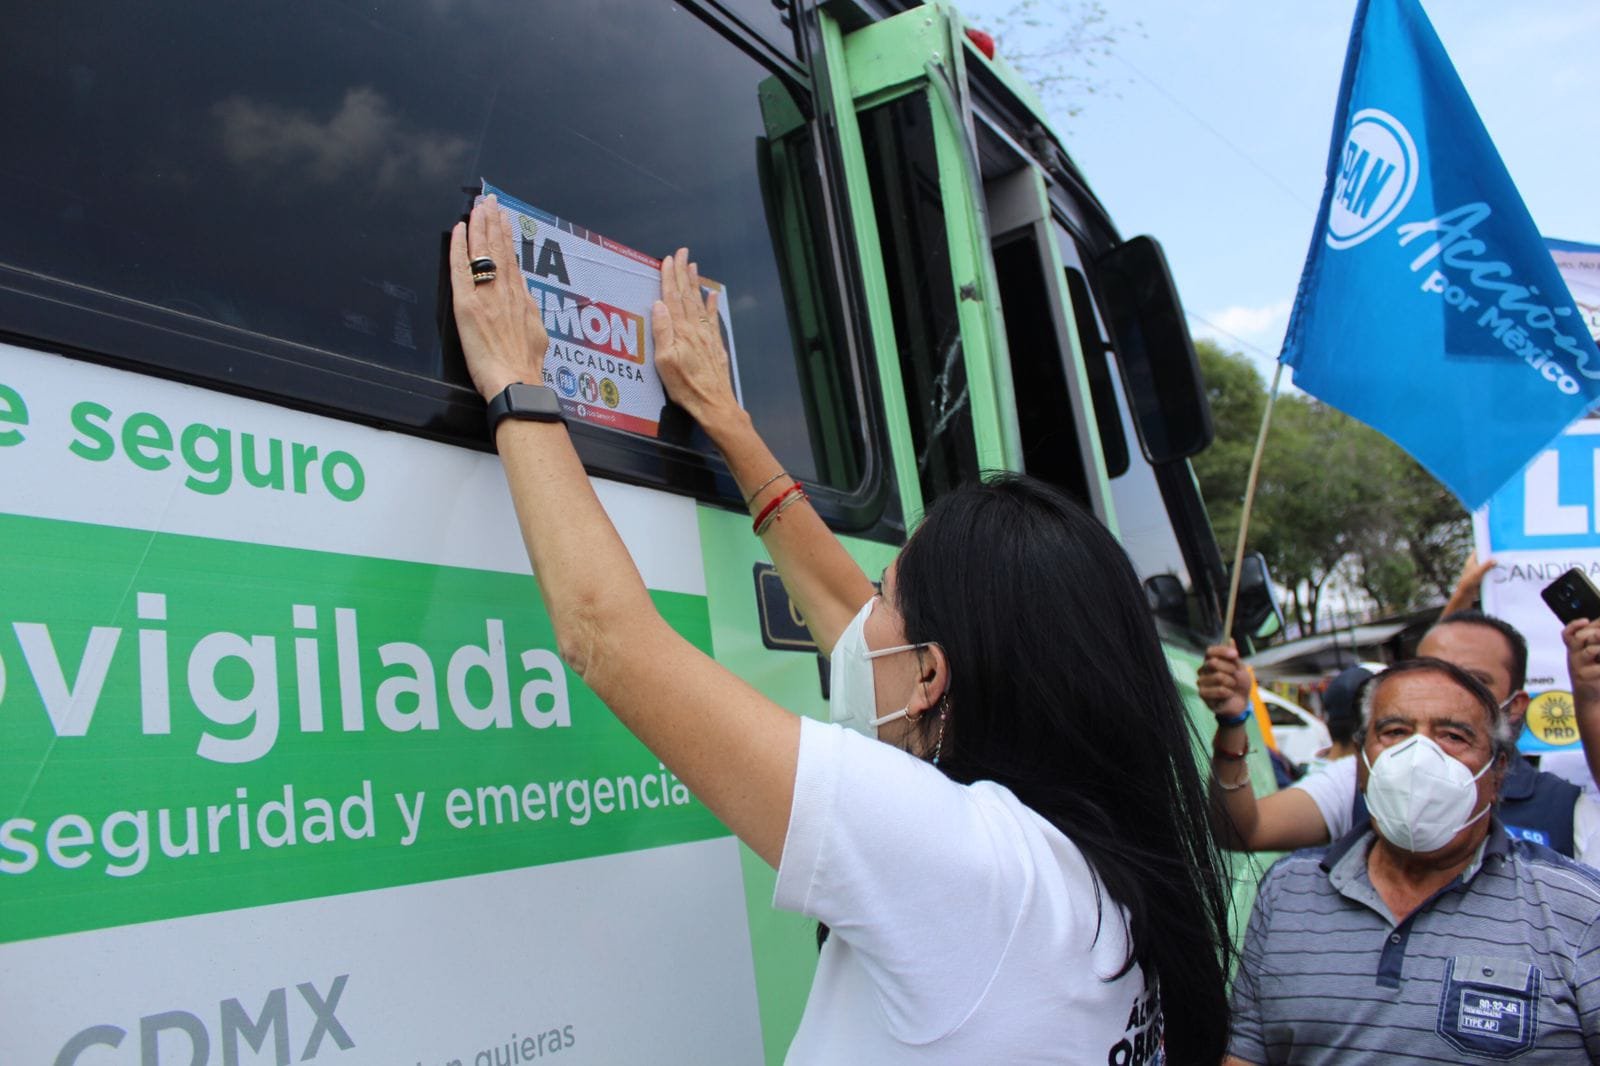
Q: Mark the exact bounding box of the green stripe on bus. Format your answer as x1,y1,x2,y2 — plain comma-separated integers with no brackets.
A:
0,512,726,942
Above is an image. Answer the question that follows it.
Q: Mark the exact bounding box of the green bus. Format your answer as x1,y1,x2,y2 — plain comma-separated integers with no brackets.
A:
0,1,1276,1061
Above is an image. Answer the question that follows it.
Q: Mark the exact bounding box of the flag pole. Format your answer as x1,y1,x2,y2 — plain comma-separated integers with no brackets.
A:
1223,361,1285,643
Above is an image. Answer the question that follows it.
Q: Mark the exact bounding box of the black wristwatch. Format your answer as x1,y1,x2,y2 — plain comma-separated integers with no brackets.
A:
486,382,565,438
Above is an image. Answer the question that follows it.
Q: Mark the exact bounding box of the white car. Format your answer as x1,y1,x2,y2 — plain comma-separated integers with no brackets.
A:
1260,690,1332,769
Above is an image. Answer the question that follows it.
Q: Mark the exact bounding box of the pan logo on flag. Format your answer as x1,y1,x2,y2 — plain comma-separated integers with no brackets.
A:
1326,109,1419,250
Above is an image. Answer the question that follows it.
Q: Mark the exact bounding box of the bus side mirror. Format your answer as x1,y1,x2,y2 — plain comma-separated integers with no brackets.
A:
1144,573,1188,630
1232,552,1284,643
1093,236,1213,463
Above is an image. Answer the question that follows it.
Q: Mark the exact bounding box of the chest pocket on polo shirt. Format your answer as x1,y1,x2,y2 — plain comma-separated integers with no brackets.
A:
1436,955,1540,1059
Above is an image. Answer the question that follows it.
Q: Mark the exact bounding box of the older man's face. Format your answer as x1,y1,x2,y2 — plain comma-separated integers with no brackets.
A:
1358,670,1503,853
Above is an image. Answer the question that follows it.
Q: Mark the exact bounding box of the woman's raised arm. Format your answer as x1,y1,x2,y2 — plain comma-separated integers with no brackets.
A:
652,249,876,654
450,198,798,866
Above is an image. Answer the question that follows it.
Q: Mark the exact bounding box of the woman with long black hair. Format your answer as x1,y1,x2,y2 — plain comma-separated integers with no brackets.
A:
449,197,1232,1064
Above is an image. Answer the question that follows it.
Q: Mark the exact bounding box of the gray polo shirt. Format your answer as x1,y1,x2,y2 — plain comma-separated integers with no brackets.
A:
1229,822,1600,1063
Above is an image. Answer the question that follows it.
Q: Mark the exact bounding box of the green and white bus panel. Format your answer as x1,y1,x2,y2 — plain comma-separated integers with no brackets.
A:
0,2,1273,1062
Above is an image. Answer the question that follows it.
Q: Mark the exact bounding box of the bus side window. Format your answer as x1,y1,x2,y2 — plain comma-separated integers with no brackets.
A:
0,0,874,510
856,93,981,505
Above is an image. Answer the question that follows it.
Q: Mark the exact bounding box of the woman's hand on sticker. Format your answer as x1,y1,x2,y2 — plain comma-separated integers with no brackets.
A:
652,248,740,433
449,196,550,400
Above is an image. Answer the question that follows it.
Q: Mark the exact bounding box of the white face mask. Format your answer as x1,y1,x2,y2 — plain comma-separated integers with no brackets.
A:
1362,734,1493,853
828,599,927,738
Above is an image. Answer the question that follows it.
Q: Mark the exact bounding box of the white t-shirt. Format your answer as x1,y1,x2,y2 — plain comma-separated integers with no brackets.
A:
774,717,1159,1064
1290,754,1600,865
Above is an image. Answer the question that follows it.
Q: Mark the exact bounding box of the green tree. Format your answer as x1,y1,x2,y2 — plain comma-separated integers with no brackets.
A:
1191,342,1470,634
1192,338,1264,553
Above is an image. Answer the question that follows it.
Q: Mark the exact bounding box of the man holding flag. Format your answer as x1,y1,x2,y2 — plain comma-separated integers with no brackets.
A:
1223,1,1600,1062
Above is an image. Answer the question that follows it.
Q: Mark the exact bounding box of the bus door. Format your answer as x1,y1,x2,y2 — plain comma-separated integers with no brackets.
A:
813,4,1024,522
816,2,1174,553
815,3,1281,848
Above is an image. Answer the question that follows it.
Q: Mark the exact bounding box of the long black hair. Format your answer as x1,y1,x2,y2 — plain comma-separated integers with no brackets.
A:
893,474,1234,1065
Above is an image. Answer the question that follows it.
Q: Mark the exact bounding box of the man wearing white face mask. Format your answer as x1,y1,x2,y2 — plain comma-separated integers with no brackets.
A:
1201,611,1600,863
1226,659,1600,1065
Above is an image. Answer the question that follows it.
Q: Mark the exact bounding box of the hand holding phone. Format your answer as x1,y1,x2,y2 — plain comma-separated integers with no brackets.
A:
1541,567,1600,625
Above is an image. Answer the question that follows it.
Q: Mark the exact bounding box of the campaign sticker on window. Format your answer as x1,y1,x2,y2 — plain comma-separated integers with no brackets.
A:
478,182,742,438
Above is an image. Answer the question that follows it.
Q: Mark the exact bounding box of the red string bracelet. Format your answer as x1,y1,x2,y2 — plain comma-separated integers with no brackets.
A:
753,482,806,535
1212,740,1249,761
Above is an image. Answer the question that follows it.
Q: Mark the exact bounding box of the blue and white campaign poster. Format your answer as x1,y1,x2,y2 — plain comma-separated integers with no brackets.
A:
1476,420,1600,755
1476,242,1600,763
1280,0,1600,511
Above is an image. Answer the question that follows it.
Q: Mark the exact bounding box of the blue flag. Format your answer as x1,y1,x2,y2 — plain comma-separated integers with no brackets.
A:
1280,0,1600,510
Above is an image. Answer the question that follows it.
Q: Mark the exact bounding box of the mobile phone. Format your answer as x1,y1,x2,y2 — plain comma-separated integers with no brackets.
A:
1541,567,1600,625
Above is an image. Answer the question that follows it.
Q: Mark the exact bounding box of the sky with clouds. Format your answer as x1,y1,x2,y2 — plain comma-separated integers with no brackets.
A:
961,0,1600,384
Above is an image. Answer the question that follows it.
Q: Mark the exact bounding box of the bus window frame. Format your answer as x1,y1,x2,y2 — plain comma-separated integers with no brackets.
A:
982,160,1112,525
0,0,901,541
689,0,803,63
821,6,1030,524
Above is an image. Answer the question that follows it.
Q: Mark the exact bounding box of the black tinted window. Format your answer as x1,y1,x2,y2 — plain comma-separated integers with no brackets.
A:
1,0,862,489
991,232,1090,505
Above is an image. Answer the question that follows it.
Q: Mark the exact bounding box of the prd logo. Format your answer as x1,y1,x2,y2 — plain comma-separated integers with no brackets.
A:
600,378,620,408
578,372,599,403
1526,691,1580,747
1325,108,1418,249
556,366,578,397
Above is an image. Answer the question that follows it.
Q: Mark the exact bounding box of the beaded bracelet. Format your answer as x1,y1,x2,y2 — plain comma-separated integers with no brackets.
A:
1212,740,1249,761
753,482,806,535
